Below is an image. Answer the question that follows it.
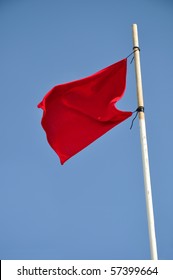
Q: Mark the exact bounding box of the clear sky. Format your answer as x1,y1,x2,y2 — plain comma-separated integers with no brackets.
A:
0,0,173,260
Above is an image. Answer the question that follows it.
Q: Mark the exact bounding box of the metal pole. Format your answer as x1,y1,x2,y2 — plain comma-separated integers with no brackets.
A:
132,23,158,260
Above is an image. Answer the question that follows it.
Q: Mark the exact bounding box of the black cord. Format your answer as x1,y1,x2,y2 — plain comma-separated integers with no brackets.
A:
126,46,141,64
130,106,144,129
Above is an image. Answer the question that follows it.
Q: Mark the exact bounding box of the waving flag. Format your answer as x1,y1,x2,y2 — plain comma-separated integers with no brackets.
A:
38,58,132,164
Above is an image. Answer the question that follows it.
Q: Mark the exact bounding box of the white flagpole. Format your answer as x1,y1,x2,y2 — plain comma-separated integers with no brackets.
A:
132,23,158,260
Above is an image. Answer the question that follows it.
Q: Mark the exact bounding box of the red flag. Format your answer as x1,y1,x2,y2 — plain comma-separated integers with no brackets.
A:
38,58,132,164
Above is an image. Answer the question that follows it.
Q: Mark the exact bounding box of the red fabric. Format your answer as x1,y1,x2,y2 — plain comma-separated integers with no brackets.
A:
38,58,132,164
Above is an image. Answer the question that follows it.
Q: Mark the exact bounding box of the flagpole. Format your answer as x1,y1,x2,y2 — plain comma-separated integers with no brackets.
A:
132,23,158,260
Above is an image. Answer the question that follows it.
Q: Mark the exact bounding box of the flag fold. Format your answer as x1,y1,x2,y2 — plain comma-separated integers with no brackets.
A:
38,58,132,164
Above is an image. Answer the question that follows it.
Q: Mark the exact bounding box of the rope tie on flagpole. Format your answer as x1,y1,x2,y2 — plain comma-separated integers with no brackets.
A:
130,106,144,129
127,46,141,64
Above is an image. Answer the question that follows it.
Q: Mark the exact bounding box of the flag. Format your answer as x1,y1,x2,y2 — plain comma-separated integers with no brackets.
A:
38,58,132,164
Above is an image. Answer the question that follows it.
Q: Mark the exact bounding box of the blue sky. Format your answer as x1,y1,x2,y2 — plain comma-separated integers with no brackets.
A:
0,0,173,260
